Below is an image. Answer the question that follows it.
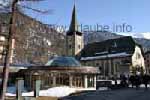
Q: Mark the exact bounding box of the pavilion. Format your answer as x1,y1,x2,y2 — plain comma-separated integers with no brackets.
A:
19,56,100,90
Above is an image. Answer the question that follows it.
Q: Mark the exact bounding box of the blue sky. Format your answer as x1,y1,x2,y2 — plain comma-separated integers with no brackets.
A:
23,0,150,34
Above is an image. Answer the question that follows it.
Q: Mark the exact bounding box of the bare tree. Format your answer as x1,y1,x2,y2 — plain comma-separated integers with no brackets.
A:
0,1,18,99
0,0,49,99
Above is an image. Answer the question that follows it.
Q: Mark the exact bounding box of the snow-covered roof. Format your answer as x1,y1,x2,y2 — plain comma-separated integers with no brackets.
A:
81,36,136,57
95,51,108,55
81,52,131,61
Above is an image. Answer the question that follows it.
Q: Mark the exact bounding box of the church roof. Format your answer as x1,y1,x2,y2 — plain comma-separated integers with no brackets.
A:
81,36,141,58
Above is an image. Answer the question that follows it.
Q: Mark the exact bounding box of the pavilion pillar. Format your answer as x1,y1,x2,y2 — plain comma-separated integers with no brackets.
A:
109,60,112,77
16,77,24,100
113,63,116,75
29,73,32,89
104,61,106,77
69,75,73,87
53,75,56,86
94,76,97,88
84,75,88,88
33,73,41,98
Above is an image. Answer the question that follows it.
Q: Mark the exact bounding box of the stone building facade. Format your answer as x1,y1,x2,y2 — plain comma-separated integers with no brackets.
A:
80,36,145,77
144,51,150,74
65,4,146,77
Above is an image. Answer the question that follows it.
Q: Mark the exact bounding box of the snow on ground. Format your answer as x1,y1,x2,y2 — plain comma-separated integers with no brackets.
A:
22,86,76,97
6,85,150,97
6,86,96,97
6,93,16,97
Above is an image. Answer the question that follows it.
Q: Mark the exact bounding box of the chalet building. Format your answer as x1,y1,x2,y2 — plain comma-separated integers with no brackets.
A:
80,36,145,77
144,51,150,74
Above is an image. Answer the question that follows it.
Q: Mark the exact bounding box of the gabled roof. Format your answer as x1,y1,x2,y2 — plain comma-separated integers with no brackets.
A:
81,36,139,57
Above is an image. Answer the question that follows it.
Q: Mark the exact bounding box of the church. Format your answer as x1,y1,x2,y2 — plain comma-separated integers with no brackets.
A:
65,4,145,77
6,3,146,90
17,4,100,90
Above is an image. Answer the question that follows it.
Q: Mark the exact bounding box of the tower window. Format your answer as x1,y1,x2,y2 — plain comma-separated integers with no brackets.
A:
136,53,141,59
78,45,81,49
69,45,72,49
96,63,99,66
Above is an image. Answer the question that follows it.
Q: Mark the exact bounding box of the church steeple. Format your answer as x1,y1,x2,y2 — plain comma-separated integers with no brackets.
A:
69,4,79,32
66,2,84,57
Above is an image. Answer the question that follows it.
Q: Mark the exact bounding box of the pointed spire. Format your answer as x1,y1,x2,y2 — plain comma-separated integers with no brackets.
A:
69,3,79,32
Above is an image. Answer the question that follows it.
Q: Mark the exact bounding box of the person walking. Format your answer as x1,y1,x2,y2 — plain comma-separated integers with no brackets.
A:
129,75,135,88
142,74,150,89
135,75,141,90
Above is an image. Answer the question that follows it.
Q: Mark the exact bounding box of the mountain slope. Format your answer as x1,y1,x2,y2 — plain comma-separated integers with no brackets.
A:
0,12,66,65
84,31,122,45
84,31,150,52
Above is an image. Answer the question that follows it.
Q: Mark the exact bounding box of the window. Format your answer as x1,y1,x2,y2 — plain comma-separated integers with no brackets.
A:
56,73,69,86
87,75,95,87
136,53,141,59
0,36,5,42
72,75,84,87
96,63,99,66
1,26,7,33
69,45,72,49
78,45,81,49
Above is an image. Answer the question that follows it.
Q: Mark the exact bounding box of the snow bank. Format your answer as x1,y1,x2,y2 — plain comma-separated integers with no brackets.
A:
6,93,16,96
40,86,76,97
6,86,96,97
22,86,76,97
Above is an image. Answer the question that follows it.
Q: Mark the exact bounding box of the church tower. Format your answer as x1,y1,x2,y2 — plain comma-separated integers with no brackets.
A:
66,4,84,57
